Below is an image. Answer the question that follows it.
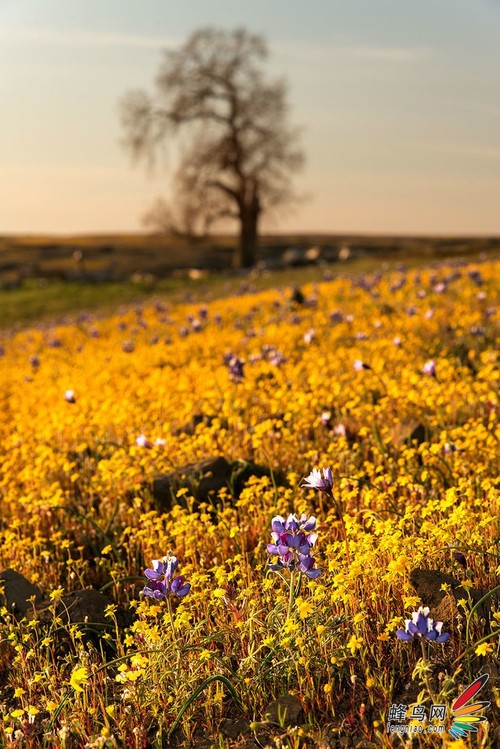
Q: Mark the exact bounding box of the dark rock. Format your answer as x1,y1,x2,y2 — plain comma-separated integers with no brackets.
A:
290,285,305,304
391,420,428,448
432,593,461,625
409,569,484,617
263,693,304,727
35,589,134,631
230,460,286,496
153,456,232,511
152,457,286,511
283,248,307,268
172,412,214,437
220,718,251,739
0,569,43,616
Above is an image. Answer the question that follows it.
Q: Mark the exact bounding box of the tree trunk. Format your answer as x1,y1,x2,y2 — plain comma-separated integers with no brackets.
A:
233,185,260,270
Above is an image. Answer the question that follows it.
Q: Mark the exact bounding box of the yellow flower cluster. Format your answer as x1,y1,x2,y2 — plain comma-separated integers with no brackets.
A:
0,258,498,744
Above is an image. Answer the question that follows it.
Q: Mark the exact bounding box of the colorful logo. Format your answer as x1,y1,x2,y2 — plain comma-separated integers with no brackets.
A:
449,673,490,740
386,674,490,738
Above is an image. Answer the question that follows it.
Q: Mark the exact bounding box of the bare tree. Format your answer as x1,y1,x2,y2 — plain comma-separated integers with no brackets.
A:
120,27,304,268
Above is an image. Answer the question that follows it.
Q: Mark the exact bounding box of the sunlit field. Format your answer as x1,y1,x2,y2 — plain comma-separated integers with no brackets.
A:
0,258,498,748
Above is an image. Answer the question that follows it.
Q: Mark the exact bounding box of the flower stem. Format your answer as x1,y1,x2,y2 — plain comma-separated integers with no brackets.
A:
420,638,436,702
286,569,296,621
166,596,180,651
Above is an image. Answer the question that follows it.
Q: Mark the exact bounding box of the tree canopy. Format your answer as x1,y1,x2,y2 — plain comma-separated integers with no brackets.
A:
120,27,304,268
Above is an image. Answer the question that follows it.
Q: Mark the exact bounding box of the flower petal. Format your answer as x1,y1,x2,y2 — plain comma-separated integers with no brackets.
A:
396,629,413,641
144,569,162,581
271,516,286,533
304,568,322,579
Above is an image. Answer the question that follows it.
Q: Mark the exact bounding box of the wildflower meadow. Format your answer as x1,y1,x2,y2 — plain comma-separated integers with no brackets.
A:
0,258,498,748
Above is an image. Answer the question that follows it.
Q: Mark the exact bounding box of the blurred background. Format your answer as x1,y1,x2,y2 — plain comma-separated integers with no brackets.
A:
2,0,500,236
0,0,499,323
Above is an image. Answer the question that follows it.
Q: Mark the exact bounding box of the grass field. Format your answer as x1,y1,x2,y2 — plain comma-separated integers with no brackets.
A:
1,232,499,331
0,240,499,747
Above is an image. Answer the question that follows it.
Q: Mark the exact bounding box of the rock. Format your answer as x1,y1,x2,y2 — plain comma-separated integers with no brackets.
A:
152,457,286,511
0,569,43,616
290,286,305,305
230,460,285,496
220,718,251,739
153,456,232,511
409,569,484,615
263,694,304,727
35,589,134,632
282,248,306,267
172,412,214,437
432,593,461,625
391,420,428,448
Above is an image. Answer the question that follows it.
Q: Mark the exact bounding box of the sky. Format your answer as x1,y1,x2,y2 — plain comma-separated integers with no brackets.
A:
1,0,500,236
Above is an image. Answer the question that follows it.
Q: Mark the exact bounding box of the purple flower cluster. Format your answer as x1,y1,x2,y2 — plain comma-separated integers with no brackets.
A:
142,555,190,600
267,514,321,579
396,606,449,643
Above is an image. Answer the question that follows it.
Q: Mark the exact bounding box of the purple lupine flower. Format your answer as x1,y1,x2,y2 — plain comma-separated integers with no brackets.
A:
422,360,436,377
297,553,322,579
354,359,371,372
396,606,449,643
228,356,245,381
301,468,334,496
452,550,467,569
170,576,191,597
142,579,168,600
144,556,179,581
271,513,317,535
329,310,343,324
267,513,321,578
142,555,190,599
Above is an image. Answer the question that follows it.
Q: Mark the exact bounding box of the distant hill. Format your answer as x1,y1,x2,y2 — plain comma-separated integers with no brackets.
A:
1,232,499,285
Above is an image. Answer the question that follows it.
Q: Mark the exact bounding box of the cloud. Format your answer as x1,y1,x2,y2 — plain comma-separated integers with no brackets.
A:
0,27,177,49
